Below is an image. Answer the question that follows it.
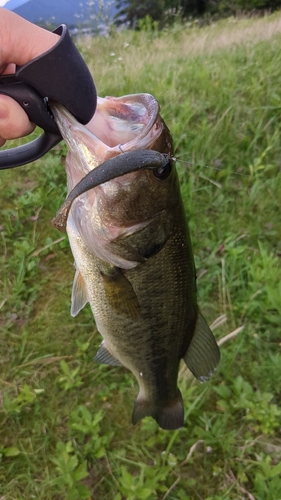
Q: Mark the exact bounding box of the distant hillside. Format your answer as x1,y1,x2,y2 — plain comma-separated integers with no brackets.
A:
4,0,29,10
9,0,117,28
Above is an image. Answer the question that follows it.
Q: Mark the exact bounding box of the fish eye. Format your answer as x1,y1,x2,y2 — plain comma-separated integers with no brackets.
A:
153,161,172,180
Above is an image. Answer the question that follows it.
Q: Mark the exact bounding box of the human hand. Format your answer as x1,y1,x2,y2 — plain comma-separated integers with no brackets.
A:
0,9,59,147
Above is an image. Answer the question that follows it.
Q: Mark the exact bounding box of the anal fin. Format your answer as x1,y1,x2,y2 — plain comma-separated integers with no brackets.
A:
71,269,88,317
183,312,220,382
94,341,122,366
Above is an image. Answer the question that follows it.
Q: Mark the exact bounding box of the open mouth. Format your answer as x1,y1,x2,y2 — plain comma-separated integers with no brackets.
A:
87,94,161,150
52,94,167,169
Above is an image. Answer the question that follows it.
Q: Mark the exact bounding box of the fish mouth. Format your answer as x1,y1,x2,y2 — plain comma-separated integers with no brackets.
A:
87,94,162,153
52,93,173,177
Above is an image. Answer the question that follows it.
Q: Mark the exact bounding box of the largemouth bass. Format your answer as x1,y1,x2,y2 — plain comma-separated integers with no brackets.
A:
51,93,220,430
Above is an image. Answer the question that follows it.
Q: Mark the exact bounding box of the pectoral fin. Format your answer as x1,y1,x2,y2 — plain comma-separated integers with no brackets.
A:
94,341,122,366
71,269,89,317
183,312,220,381
100,265,141,320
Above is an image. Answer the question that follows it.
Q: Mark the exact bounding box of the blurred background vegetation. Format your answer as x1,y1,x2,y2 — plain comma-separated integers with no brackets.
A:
114,0,281,29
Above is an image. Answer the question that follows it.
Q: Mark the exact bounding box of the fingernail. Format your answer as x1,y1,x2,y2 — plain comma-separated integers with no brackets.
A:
0,102,9,120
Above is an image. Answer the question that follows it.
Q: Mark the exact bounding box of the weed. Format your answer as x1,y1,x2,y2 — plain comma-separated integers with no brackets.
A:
50,441,90,500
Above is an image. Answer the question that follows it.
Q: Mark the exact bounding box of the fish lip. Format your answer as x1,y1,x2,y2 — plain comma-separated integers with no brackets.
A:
51,94,166,170
52,103,98,141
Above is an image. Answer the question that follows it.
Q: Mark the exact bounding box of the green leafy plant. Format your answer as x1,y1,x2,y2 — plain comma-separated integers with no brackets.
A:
3,385,44,416
50,441,90,500
215,376,281,435
116,461,171,499
69,405,109,459
58,360,83,391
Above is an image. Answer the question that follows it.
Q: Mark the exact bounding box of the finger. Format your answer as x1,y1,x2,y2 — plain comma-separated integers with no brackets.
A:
1,10,59,68
0,94,35,141
2,63,16,75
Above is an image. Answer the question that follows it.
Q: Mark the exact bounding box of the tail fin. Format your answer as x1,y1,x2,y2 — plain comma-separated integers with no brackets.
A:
132,391,184,430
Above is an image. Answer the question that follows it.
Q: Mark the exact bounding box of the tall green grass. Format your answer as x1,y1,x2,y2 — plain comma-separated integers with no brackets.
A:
1,13,281,500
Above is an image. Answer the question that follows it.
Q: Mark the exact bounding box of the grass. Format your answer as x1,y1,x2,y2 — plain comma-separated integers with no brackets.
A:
1,12,281,500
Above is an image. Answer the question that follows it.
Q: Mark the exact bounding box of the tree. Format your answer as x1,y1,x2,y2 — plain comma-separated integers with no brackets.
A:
114,0,165,28
114,0,281,28
168,0,281,17
206,0,281,16
181,0,207,16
